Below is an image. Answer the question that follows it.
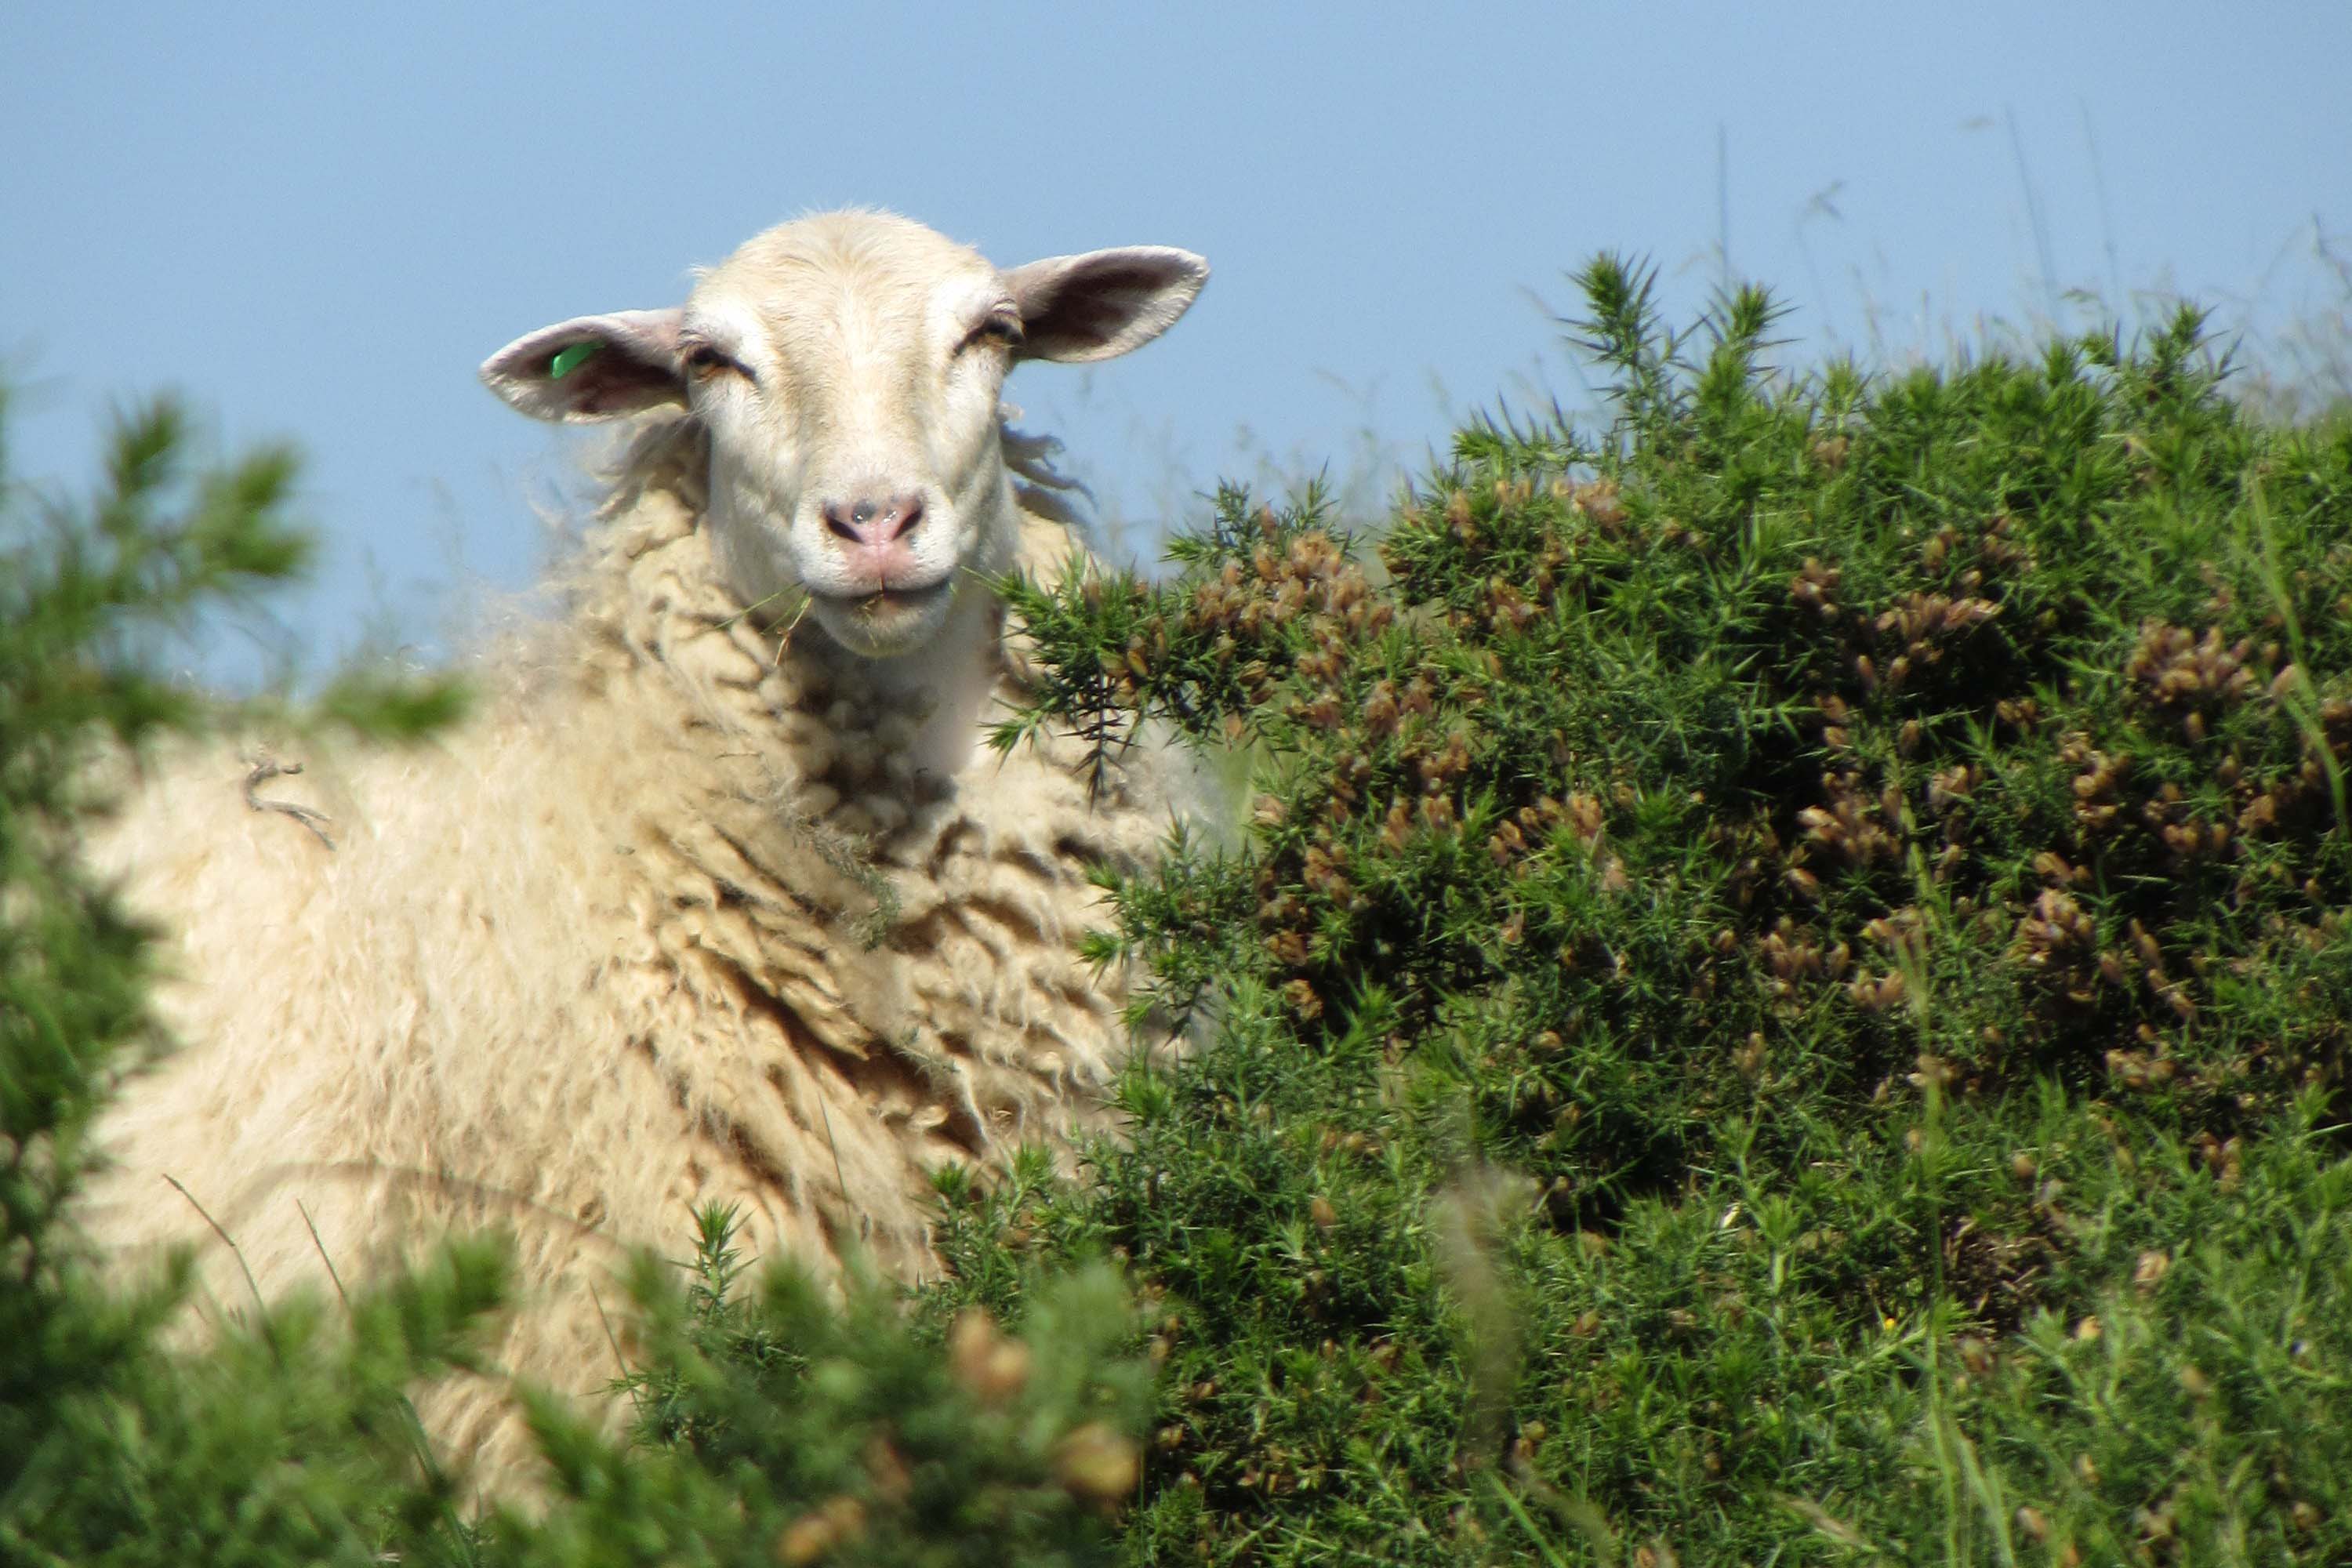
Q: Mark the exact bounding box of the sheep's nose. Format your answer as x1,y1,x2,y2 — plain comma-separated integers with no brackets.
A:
822,493,925,547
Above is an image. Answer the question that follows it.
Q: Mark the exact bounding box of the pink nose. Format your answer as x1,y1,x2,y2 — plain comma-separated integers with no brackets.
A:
822,493,925,548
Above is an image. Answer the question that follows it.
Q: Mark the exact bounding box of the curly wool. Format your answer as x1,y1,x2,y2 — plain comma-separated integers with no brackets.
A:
80,414,1182,1482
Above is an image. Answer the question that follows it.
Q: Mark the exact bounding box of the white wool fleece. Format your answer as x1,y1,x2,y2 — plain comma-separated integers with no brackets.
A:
79,209,1214,1493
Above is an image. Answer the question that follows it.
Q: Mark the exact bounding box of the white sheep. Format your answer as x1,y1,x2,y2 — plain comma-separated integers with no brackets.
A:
81,209,1208,1486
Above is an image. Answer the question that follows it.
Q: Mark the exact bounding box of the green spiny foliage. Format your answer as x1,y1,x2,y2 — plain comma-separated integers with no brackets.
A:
572,1204,1149,1568
975,266,2352,1564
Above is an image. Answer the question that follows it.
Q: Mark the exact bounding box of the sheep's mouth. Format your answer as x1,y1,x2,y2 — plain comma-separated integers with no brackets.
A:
815,579,953,618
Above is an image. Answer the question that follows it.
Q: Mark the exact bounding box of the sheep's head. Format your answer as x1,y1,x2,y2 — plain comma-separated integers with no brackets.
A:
482,211,1207,659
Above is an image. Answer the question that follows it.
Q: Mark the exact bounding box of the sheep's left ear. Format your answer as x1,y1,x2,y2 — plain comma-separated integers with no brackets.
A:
480,307,688,422
1001,247,1208,364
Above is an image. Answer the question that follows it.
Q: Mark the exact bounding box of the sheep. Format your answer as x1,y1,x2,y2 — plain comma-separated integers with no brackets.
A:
78,209,1210,1487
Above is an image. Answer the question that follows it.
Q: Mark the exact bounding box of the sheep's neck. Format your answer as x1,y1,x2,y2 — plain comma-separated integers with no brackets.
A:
801,583,1007,784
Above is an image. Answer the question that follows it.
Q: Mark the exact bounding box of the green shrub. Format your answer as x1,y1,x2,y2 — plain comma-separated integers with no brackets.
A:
979,263,2352,1564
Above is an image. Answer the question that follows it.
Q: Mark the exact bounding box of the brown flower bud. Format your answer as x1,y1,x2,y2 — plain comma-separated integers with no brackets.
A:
1056,1422,1142,1501
949,1310,1033,1404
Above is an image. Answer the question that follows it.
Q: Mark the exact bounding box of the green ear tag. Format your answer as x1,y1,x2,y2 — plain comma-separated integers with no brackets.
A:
548,341,601,380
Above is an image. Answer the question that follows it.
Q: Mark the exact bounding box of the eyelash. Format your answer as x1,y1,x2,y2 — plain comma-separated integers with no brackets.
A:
962,310,1024,354
684,343,754,383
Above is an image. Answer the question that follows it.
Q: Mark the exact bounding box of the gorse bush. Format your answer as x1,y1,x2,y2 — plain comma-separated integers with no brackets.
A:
600,1204,1149,1568
978,260,2352,1563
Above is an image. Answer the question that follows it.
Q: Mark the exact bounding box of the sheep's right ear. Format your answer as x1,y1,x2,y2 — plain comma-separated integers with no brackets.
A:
480,308,688,422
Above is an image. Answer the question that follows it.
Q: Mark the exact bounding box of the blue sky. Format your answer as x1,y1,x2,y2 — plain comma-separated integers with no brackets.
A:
5,3,2347,673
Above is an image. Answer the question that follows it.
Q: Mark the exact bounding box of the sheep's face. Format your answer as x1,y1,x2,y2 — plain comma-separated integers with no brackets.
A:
483,211,1207,662
684,220,1030,659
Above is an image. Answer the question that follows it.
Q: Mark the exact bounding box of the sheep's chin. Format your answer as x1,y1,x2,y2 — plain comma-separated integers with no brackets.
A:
808,581,959,659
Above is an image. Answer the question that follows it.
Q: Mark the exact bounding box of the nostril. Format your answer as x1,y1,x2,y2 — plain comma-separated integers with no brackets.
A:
822,494,926,546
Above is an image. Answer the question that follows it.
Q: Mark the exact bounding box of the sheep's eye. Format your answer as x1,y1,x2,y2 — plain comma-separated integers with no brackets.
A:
684,343,752,383
963,310,1024,354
